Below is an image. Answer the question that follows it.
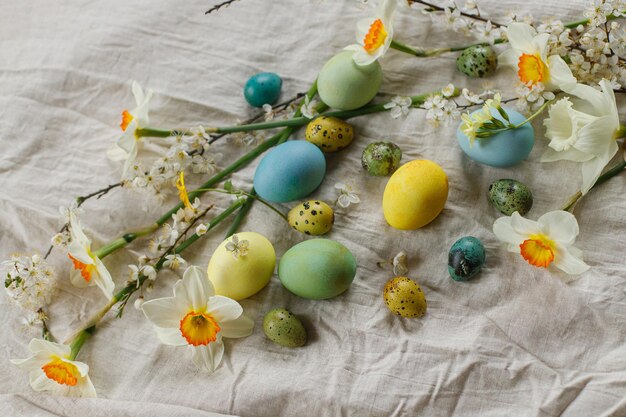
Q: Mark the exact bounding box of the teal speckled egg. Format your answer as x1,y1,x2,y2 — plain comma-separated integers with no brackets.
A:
317,51,383,110
278,239,357,300
254,140,326,203
488,179,533,216
456,45,497,78
263,308,307,348
361,142,402,176
244,72,282,107
456,107,534,167
448,236,486,282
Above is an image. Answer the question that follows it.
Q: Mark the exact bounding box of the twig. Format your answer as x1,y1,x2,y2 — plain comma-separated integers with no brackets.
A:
409,0,505,28
205,0,241,15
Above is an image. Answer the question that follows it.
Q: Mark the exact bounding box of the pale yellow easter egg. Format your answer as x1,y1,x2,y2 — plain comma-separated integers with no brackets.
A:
382,160,449,230
207,232,276,300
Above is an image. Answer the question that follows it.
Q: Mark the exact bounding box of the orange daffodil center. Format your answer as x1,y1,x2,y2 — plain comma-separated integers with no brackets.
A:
41,357,80,386
517,53,546,85
363,19,388,54
120,110,134,131
180,311,221,346
68,254,95,283
519,233,555,268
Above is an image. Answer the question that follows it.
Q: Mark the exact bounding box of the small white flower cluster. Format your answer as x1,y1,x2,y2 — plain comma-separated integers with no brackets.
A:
148,197,202,263
335,182,361,208
415,0,503,43
384,96,413,119
127,128,222,199
229,130,266,147
514,84,556,113
2,254,57,316
225,235,250,259
420,84,465,127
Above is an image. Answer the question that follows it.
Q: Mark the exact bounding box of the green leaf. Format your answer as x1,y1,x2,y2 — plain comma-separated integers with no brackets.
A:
497,106,510,122
224,180,233,192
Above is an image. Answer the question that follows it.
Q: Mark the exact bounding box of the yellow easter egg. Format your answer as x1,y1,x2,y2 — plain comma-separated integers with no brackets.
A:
288,200,334,236
382,160,448,230
207,232,276,300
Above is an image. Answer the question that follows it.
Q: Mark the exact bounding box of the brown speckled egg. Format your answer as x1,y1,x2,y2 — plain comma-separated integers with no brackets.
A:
383,276,427,318
305,116,355,153
288,200,334,235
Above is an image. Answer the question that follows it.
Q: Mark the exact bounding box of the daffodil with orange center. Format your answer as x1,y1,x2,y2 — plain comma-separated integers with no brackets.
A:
344,0,397,66
11,339,96,397
68,212,115,299
141,266,254,372
107,81,152,178
493,210,589,275
498,23,576,91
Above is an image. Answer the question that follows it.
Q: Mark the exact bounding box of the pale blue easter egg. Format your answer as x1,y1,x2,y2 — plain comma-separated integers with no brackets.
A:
456,107,534,167
317,51,383,110
254,140,326,203
244,72,282,107
278,239,357,300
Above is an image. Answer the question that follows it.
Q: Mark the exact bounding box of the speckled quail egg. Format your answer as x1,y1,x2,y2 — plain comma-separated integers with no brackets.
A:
383,276,427,318
287,200,334,235
263,308,307,348
305,116,355,153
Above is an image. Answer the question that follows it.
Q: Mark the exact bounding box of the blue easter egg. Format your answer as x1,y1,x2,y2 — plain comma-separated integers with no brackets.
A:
254,140,326,203
448,236,486,282
244,72,282,107
456,107,534,167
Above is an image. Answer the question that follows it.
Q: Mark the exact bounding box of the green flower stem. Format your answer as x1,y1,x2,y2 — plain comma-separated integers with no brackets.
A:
225,192,256,239
135,128,175,138
93,225,160,259
510,100,553,128
64,199,244,351
561,160,626,212
69,326,94,360
194,187,289,223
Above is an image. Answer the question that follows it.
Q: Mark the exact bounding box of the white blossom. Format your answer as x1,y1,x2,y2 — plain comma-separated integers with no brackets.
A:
163,254,186,270
195,224,208,236
2,254,57,316
335,182,361,208
383,96,412,119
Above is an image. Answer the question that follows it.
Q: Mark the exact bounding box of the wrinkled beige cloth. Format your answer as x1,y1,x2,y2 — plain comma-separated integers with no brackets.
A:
1,1,625,416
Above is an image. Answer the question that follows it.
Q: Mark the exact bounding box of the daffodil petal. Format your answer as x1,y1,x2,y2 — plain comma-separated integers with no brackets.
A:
497,48,519,70
93,257,114,299
206,295,243,322
506,22,536,53
493,216,525,247
532,33,551,60
175,266,213,310
580,144,618,195
219,314,254,338
546,55,576,91
69,269,91,288
510,211,541,235
553,244,590,275
154,326,188,346
28,339,70,357
191,340,224,373
574,116,618,157
77,375,97,398
537,211,579,246
142,297,184,328
540,147,593,163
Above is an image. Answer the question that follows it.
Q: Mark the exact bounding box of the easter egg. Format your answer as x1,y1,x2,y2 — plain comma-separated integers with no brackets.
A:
487,179,534,216
305,116,355,153
254,140,326,203
288,200,334,236
243,72,282,107
456,45,497,78
456,107,535,167
361,141,402,176
382,160,449,230
317,51,383,110
207,232,276,300
263,308,307,348
278,239,357,300
383,277,427,318
448,236,486,282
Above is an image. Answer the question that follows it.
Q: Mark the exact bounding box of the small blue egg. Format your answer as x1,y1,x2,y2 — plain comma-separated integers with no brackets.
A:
456,107,534,167
448,236,486,282
254,140,326,203
244,72,282,107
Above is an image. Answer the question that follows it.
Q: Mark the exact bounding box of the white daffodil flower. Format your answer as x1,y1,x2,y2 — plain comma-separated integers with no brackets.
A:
542,79,622,194
11,339,96,397
344,0,397,66
493,210,589,275
107,81,152,177
498,23,576,91
141,266,254,373
67,213,114,299
335,182,361,208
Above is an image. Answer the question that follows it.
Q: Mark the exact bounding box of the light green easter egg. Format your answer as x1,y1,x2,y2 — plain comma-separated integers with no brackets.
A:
317,51,383,111
278,239,357,300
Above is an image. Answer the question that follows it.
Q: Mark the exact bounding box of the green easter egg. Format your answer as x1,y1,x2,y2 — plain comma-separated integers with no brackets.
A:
317,51,383,110
278,239,357,300
361,141,402,176
263,308,307,348
487,179,534,216
456,45,497,78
